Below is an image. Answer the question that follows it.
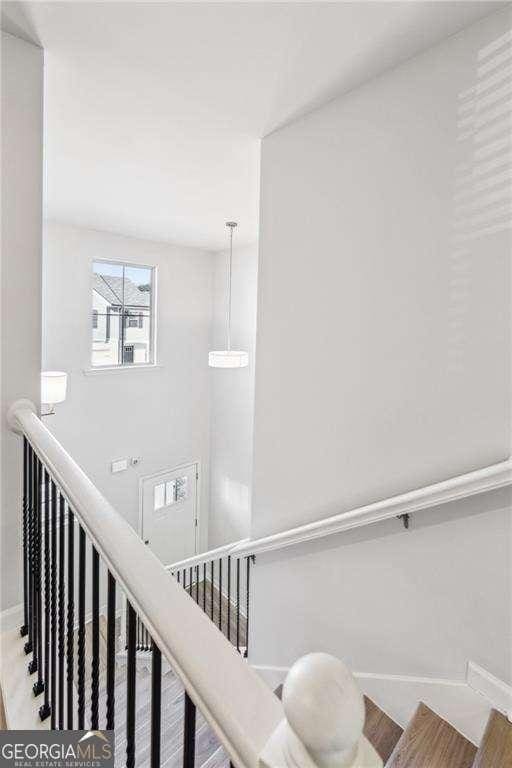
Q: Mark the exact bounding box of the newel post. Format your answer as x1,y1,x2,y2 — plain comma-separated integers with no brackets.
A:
260,653,382,768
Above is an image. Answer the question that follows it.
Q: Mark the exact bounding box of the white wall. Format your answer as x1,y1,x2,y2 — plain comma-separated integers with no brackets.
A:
209,243,258,547
43,223,213,551
253,7,511,539
1,32,43,612
251,489,512,685
250,7,512,689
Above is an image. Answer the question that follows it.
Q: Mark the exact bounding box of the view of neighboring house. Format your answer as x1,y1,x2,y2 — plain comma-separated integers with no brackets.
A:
92,268,152,366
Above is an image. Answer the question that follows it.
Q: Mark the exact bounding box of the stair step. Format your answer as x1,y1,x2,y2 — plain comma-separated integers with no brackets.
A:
363,696,403,764
386,702,476,768
472,709,512,768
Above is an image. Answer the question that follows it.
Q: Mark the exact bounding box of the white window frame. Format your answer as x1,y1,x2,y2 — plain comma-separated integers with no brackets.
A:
90,258,158,370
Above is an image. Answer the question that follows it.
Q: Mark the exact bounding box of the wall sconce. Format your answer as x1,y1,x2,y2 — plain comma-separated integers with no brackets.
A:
41,371,68,416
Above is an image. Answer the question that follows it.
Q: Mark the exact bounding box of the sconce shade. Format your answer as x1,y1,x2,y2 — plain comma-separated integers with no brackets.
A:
209,350,248,368
41,371,68,405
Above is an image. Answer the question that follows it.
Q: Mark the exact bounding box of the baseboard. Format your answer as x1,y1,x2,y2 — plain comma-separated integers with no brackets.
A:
252,664,288,692
252,662,505,746
0,603,23,633
467,661,512,719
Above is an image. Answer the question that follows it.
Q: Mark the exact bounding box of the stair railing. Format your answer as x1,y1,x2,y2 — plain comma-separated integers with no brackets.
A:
166,545,253,656
7,399,381,768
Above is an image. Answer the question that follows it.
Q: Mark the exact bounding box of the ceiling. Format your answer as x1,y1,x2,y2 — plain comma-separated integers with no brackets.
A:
5,1,507,250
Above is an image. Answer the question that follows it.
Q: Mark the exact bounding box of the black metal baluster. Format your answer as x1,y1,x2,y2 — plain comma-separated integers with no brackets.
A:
151,640,162,768
67,509,74,728
236,558,240,653
218,558,222,632
210,561,214,620
202,563,206,612
106,572,116,730
50,480,57,729
39,469,51,719
24,443,33,656
177,570,180,584
244,556,253,658
189,566,193,596
91,545,100,729
28,449,38,673
20,437,29,637
58,494,65,727
195,565,199,603
126,602,137,768
183,692,196,768
227,556,231,643
77,526,86,729
33,456,44,695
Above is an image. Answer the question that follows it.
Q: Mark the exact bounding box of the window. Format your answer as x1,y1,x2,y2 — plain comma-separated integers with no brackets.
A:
153,476,189,511
91,260,155,367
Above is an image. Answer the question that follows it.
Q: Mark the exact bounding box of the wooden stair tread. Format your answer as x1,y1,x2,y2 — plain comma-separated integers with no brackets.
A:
363,696,403,763
386,702,477,768
472,709,512,768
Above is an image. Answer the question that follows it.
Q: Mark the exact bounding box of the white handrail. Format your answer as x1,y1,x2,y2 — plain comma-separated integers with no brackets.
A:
166,539,249,572
9,403,279,767
9,400,381,768
166,457,512,570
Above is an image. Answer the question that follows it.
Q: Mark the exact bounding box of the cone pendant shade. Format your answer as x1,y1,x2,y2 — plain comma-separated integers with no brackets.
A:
209,221,248,368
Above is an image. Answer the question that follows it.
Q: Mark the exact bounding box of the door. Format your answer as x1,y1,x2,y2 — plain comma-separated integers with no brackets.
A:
141,464,198,565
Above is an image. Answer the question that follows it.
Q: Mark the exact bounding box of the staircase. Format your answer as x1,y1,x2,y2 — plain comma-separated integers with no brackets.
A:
71,617,512,768
271,679,512,767
364,699,511,767
3,398,512,768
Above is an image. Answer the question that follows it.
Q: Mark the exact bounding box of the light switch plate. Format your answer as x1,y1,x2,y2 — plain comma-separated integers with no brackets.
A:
112,458,128,473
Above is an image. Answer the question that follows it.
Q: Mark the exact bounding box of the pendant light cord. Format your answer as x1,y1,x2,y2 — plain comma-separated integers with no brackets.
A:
225,221,237,351
227,225,232,351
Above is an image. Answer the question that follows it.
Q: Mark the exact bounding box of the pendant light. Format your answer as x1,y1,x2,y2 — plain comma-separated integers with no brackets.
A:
209,221,248,368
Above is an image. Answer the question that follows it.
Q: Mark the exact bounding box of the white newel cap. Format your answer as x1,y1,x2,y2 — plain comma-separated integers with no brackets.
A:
259,653,382,768
7,399,37,435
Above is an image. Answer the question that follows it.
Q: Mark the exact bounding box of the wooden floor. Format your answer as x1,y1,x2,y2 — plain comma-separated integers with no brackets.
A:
76,618,229,768
387,702,477,768
472,709,512,768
